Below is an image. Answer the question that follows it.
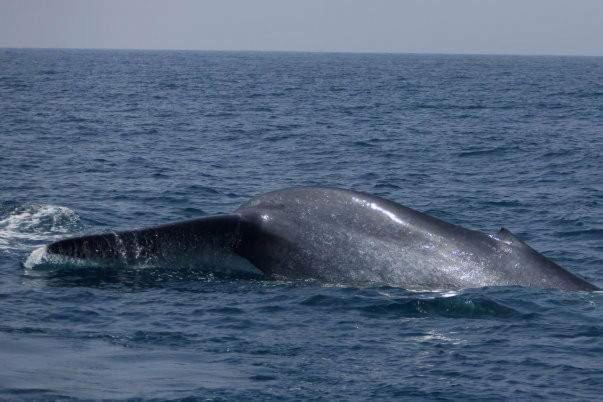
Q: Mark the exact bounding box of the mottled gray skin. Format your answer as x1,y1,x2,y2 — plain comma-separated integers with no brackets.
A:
45,187,598,291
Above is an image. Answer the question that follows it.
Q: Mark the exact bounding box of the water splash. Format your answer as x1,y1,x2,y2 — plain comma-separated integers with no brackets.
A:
22,245,109,273
0,202,82,252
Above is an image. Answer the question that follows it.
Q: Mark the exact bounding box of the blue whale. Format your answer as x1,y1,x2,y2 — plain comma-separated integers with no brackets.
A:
35,187,598,291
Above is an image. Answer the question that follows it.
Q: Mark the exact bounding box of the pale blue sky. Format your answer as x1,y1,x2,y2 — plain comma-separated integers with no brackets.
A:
1,0,602,55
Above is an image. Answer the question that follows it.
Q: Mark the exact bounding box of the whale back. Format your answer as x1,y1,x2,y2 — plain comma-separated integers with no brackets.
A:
35,186,598,291
41,215,262,277
234,187,598,290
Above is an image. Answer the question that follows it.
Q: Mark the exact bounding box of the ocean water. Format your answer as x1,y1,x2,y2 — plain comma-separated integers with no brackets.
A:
1,49,602,400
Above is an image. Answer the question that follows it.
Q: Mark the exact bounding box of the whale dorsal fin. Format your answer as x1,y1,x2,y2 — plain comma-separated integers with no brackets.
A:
496,227,526,246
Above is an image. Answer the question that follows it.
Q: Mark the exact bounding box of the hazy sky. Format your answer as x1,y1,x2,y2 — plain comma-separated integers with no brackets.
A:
1,0,602,55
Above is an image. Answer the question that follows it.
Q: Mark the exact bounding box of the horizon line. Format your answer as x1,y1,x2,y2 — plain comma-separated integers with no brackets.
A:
2,45,602,58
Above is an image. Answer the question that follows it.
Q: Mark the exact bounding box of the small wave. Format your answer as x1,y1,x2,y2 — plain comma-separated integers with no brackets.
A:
359,296,519,319
483,199,522,207
457,146,513,157
0,202,82,252
555,229,603,241
299,292,519,319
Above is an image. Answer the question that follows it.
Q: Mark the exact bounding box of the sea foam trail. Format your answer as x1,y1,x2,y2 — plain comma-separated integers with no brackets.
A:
0,202,82,252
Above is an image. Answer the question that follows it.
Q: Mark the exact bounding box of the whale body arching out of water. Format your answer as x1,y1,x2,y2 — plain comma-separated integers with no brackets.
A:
31,187,598,291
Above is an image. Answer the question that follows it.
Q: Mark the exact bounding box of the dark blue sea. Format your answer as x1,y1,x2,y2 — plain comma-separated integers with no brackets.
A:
1,49,602,400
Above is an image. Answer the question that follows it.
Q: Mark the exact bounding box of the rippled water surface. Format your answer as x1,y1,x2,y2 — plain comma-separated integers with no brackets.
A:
1,49,602,399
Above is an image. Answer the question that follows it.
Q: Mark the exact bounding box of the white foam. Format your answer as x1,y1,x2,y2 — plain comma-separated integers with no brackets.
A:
0,203,81,252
